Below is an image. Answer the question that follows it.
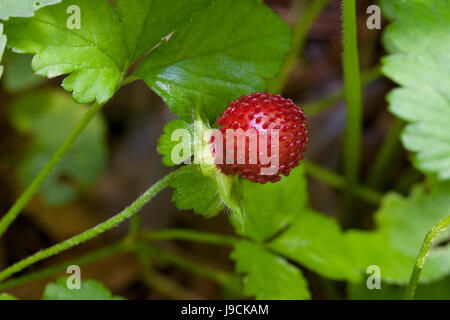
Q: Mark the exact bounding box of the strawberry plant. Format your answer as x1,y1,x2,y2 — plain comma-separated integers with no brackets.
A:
0,0,448,301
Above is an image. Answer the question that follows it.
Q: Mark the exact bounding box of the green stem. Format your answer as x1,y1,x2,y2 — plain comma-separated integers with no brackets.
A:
366,118,404,189
302,66,381,116
140,229,237,247
0,102,105,238
0,243,124,291
128,215,141,239
342,0,363,223
405,215,450,300
303,160,382,205
0,167,187,283
137,243,234,286
270,0,330,93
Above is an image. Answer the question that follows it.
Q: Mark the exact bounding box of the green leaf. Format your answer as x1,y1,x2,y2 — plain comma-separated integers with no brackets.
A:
0,293,18,300
114,0,211,63
8,89,107,205
43,277,124,300
0,0,61,80
0,23,6,78
3,0,211,104
378,0,399,21
346,181,450,284
382,0,450,180
169,165,224,218
158,120,193,166
135,0,291,121
163,115,245,222
2,51,45,92
232,166,308,242
348,276,450,300
0,0,61,20
269,210,361,281
170,163,245,223
231,241,310,300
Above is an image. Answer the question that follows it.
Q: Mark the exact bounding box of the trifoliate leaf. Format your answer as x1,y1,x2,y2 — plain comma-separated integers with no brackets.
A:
231,166,308,242
0,0,61,20
158,120,193,166
135,0,291,121
346,181,450,284
269,210,361,281
0,23,6,78
170,165,224,218
3,0,211,104
382,0,450,180
231,241,310,300
43,277,124,300
8,89,107,205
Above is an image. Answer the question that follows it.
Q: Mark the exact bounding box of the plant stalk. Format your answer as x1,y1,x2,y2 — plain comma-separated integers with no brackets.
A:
405,214,450,300
0,102,105,237
0,243,125,291
342,0,363,224
141,229,237,247
0,167,187,282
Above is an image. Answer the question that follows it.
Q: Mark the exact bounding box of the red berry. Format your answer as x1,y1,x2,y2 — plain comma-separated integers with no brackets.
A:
211,92,308,184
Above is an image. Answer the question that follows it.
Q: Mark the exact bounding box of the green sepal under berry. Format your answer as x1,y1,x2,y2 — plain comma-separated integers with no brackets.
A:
168,164,245,223
169,165,224,218
157,120,194,166
162,114,245,223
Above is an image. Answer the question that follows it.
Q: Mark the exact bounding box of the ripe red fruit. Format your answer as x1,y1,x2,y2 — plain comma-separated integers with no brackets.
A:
211,92,308,184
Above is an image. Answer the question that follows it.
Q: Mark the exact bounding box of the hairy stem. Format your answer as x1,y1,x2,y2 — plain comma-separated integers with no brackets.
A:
303,160,382,205
0,102,105,238
270,0,330,93
140,229,237,247
405,215,450,300
342,0,363,224
0,243,125,291
0,167,188,282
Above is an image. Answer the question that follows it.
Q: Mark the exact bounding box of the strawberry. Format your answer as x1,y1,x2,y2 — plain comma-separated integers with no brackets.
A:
211,92,308,184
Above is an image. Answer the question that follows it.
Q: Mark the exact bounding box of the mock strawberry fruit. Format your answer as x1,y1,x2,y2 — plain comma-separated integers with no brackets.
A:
211,92,308,184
